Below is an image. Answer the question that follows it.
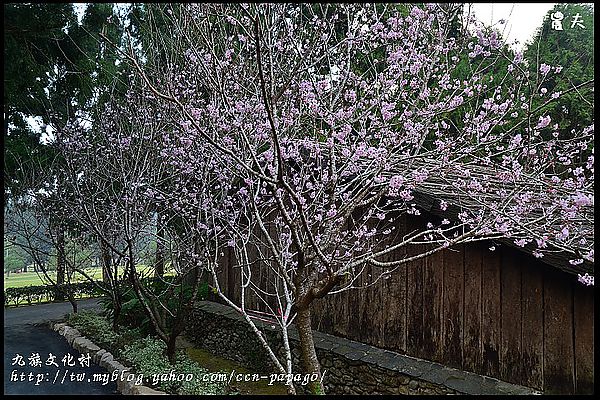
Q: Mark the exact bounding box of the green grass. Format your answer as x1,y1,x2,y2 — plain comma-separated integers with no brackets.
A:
4,265,170,289
3,271,49,288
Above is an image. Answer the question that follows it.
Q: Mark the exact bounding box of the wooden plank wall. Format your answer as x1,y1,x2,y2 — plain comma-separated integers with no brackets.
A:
311,218,594,393
215,214,594,394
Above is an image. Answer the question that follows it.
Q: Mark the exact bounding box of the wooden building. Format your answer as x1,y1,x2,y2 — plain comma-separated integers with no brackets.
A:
214,193,594,394
309,212,594,394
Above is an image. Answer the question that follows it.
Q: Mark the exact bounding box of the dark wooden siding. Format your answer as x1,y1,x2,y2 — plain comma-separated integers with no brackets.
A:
214,214,594,394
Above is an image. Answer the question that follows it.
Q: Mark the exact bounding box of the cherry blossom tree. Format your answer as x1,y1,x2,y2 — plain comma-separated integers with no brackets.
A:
54,83,221,363
4,154,106,313
102,3,593,394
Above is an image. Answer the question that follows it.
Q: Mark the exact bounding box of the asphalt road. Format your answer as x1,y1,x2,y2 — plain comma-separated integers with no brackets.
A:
4,299,119,395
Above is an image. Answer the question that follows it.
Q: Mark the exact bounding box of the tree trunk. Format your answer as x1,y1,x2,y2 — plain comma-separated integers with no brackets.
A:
55,227,66,302
295,306,325,394
155,216,165,277
100,241,112,284
112,293,122,331
166,332,178,365
182,266,198,287
67,293,78,314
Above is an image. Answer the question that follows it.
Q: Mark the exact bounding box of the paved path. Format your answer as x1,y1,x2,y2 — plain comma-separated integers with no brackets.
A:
4,299,119,395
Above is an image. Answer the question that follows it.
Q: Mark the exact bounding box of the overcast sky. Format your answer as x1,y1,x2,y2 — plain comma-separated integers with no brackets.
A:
468,3,557,50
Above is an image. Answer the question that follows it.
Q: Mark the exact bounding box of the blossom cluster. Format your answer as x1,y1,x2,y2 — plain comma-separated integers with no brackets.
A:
57,3,594,297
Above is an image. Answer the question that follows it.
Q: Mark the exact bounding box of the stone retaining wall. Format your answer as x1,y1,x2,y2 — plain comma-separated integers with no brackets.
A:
50,322,166,395
185,301,541,395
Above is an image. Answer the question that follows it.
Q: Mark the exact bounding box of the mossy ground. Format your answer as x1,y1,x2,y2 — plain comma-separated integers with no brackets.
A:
185,347,288,395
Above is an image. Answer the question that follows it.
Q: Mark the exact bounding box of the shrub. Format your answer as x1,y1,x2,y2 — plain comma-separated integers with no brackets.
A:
67,311,227,395
68,310,120,349
101,280,210,336
4,281,106,306
4,276,198,307
121,336,227,395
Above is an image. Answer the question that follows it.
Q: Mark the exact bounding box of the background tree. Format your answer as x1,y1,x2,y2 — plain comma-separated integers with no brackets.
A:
3,237,30,276
4,2,131,304
4,3,125,195
524,3,594,136
4,4,74,198
56,81,211,362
